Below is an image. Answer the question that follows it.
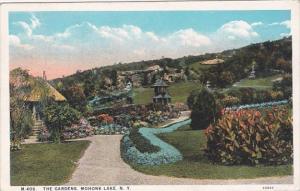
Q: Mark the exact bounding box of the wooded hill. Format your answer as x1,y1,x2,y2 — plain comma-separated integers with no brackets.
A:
51,36,292,103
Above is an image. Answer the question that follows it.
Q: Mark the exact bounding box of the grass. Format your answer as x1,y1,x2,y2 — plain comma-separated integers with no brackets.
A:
11,140,90,185
131,129,292,179
133,81,201,105
232,75,282,90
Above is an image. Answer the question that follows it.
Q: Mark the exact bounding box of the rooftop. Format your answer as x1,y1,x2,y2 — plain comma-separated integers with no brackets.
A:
152,79,168,87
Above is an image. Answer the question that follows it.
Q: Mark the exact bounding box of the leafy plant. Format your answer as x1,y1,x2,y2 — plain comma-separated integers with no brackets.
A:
187,87,220,130
205,106,293,165
220,96,240,107
10,68,33,150
43,103,81,143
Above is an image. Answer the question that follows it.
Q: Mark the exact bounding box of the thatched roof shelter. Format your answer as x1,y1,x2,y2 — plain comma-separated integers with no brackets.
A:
10,68,66,102
25,81,66,102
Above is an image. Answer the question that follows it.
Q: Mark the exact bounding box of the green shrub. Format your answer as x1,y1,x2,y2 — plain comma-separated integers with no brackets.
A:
205,106,293,165
187,87,220,130
129,128,160,153
220,95,240,107
227,88,285,105
44,103,81,143
273,74,292,99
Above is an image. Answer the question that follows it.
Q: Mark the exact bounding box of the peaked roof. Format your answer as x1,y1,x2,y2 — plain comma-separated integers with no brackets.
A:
152,79,168,87
10,69,66,102
25,80,66,102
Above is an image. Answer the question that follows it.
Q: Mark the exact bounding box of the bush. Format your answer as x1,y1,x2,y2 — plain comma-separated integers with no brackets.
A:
227,88,285,105
187,87,220,130
62,118,94,139
44,103,81,143
220,95,240,107
273,74,292,99
205,106,293,165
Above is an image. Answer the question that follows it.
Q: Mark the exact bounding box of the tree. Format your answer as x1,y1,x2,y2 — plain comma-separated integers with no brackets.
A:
110,69,118,86
219,71,235,87
44,103,81,143
9,68,33,150
187,87,220,130
62,83,87,112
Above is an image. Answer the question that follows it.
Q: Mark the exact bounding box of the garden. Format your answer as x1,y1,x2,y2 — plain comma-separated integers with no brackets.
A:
120,81,293,179
9,58,293,184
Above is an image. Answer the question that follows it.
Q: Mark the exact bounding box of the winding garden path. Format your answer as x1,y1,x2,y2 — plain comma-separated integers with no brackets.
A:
66,134,292,185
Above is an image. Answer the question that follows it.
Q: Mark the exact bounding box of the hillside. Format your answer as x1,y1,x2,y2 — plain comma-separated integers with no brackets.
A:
51,36,292,103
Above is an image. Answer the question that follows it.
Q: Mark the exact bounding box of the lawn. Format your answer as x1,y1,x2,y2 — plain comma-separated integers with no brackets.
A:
133,81,201,105
189,62,213,71
11,140,90,185
231,75,282,90
131,129,292,179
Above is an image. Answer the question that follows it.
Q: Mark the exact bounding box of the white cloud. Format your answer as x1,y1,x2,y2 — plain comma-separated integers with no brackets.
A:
269,20,291,29
168,28,211,47
280,20,291,28
9,35,33,50
11,18,264,71
217,20,259,39
30,14,41,29
15,21,32,36
251,22,263,27
280,32,291,37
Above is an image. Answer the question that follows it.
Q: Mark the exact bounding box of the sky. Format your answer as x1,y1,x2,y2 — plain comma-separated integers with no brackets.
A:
9,11,291,79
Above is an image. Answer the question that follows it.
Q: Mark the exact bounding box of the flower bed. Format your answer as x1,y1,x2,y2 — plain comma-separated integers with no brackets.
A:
225,100,288,111
121,119,191,165
94,124,129,135
62,118,95,139
128,127,160,153
205,106,293,165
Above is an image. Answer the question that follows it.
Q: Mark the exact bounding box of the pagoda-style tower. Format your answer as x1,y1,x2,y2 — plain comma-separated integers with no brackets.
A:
152,79,171,105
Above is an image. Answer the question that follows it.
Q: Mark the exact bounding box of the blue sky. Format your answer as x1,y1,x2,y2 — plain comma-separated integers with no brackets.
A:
9,11,291,79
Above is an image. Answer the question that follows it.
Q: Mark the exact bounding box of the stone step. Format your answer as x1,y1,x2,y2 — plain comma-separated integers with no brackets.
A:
28,135,38,139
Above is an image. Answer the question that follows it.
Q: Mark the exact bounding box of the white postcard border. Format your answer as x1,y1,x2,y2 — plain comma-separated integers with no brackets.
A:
1,1,300,191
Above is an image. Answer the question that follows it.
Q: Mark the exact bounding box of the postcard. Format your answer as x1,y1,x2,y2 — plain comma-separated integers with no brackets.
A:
1,1,300,191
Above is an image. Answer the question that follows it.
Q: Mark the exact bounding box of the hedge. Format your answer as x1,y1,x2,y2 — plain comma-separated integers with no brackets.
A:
121,119,191,165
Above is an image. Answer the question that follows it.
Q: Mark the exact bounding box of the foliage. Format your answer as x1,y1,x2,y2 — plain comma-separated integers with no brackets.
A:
273,74,292,99
10,68,33,150
205,106,293,165
94,124,129,135
98,113,114,124
43,103,81,143
121,119,191,165
132,129,292,179
187,87,220,130
226,88,285,105
37,127,51,142
62,118,94,139
60,83,87,112
220,95,240,107
226,100,289,110
52,37,291,103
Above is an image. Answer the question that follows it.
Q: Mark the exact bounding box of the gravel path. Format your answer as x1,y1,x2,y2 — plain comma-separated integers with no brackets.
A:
66,135,293,185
